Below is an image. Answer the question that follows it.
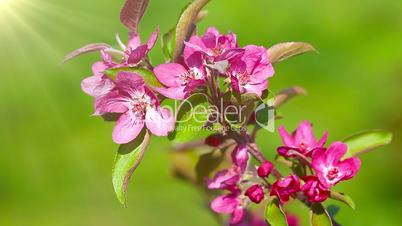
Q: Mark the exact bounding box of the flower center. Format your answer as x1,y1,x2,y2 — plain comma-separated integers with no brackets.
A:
181,68,203,86
237,72,250,85
299,142,307,150
326,168,339,181
129,91,153,118
212,46,224,56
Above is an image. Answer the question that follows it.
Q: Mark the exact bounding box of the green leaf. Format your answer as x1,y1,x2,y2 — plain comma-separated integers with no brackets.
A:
169,93,210,142
112,129,150,206
265,197,288,226
162,28,176,61
195,9,208,23
267,42,318,64
343,130,392,158
310,203,333,226
105,67,163,88
174,0,211,60
330,191,356,210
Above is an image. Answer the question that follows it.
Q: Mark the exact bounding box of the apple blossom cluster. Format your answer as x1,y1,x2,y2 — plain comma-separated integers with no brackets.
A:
154,27,274,100
66,1,392,225
207,121,361,224
67,26,275,145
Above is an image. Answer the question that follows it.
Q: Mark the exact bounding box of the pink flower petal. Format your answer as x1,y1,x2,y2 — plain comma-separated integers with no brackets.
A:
185,51,204,69
278,125,295,147
251,62,274,82
294,121,316,146
147,27,159,50
205,27,220,37
91,61,109,76
277,146,304,158
94,90,129,116
154,86,187,100
115,71,145,90
231,144,249,173
211,194,238,214
311,148,327,172
230,206,245,224
338,157,361,180
243,80,268,97
206,168,240,190
145,107,175,136
230,75,241,94
127,31,141,50
127,44,148,64
316,131,329,147
241,45,267,73
153,63,187,87
81,75,114,97
183,36,207,60
201,31,217,49
215,48,244,62
112,111,145,144
184,79,205,93
325,142,348,165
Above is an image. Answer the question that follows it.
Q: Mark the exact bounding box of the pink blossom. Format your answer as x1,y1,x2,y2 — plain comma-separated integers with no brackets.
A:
94,71,175,144
228,45,274,96
301,176,329,202
311,142,361,188
154,52,207,100
245,184,265,204
66,28,159,75
270,174,300,203
211,188,245,224
206,168,241,190
122,28,159,65
277,121,328,158
81,61,115,98
231,144,249,173
184,27,239,62
207,145,248,190
257,161,274,178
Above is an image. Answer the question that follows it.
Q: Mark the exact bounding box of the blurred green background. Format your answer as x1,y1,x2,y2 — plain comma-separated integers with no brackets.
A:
0,0,401,225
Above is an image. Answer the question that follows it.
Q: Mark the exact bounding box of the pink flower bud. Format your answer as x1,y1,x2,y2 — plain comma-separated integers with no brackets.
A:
301,176,329,203
245,184,265,204
257,161,274,178
270,174,300,203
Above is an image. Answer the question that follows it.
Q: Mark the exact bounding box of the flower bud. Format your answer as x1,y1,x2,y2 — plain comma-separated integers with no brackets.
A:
270,174,300,203
257,161,274,178
205,134,224,147
245,184,265,203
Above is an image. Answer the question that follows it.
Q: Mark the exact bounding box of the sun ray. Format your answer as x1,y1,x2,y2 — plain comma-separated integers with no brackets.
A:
0,0,99,174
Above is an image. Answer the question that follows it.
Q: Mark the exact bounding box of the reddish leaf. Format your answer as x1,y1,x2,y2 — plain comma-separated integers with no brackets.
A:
63,43,110,63
120,0,149,34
